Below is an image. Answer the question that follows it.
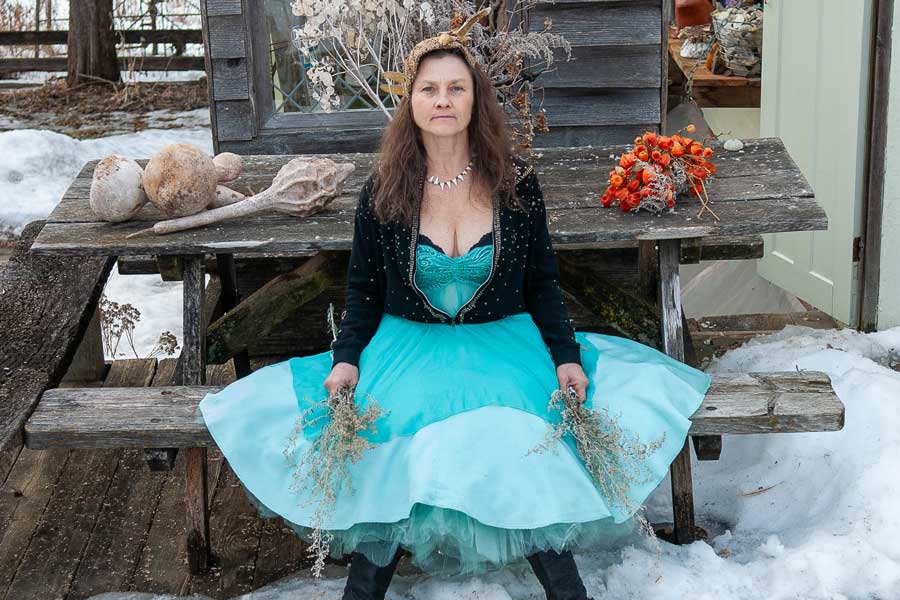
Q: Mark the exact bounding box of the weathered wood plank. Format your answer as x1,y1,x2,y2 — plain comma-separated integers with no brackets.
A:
50,164,812,227
128,361,231,595
116,234,763,278
3,359,157,600
0,56,205,74
206,14,246,59
657,239,695,544
540,88,660,127
529,1,661,47
0,447,70,598
219,127,383,155
0,220,115,451
0,28,203,45
215,100,256,141
48,139,805,209
533,123,658,149
205,0,243,17
60,305,106,384
188,462,261,597
180,257,210,575
22,372,843,449
540,44,661,88
252,519,308,590
1,449,121,600
206,252,344,364
211,57,250,101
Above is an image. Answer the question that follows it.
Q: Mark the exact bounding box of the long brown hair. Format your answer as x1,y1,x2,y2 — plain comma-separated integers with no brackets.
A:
370,48,523,226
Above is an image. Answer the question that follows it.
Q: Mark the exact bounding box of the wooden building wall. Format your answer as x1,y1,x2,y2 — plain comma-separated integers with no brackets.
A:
200,0,668,155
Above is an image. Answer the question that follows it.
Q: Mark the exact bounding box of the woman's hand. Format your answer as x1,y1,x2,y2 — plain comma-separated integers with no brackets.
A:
556,362,589,403
324,362,359,398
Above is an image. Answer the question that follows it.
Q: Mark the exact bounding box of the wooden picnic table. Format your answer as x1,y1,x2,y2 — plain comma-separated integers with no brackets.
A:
28,138,826,570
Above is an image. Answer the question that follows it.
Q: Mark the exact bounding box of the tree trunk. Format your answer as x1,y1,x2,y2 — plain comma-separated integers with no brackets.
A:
67,0,120,87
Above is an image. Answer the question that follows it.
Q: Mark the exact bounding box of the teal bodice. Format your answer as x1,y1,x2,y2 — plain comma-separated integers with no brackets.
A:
414,232,493,317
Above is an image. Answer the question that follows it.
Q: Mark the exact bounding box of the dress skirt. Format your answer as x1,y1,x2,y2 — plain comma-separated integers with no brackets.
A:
199,310,712,578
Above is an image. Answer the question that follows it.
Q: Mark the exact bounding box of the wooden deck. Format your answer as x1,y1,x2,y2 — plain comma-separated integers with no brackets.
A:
0,356,351,600
0,311,843,599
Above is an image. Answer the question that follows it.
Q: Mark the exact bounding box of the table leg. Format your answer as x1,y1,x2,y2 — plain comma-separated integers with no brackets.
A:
657,239,697,545
215,253,251,378
182,255,210,574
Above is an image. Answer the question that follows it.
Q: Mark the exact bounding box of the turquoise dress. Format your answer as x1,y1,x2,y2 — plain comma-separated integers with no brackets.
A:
199,231,711,577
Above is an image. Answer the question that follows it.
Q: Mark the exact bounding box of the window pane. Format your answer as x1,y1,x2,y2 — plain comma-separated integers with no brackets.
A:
264,0,398,113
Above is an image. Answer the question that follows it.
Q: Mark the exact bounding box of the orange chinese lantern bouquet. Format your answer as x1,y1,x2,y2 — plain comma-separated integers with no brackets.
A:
601,124,719,220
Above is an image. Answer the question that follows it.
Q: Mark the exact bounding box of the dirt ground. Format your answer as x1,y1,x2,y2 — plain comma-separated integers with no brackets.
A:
0,76,209,138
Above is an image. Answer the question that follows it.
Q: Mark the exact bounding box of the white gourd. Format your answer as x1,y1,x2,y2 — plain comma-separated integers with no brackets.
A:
89,155,148,222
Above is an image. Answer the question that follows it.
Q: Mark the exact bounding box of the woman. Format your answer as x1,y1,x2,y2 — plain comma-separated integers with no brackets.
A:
199,26,712,600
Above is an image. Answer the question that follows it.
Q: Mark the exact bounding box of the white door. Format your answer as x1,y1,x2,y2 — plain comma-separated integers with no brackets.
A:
756,0,874,326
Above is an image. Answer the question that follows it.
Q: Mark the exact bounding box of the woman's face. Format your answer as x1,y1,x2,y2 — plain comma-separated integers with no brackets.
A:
410,53,474,141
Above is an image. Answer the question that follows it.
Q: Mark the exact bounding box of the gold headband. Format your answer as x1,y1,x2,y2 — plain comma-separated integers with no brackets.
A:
381,7,491,97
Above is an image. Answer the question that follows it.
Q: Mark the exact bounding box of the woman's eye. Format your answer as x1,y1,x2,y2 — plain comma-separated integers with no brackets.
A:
451,86,463,92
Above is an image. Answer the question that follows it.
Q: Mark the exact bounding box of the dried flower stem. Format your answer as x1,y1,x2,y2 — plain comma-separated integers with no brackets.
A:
284,386,386,577
695,178,721,221
528,387,666,521
282,303,387,577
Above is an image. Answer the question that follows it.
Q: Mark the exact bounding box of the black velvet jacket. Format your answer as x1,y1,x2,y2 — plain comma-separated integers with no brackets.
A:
330,160,582,370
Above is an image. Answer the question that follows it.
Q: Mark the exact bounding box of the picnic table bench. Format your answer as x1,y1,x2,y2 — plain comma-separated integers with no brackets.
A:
19,139,845,575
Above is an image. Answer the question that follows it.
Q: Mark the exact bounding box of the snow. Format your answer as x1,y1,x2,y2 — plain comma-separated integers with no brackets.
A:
101,263,187,361
0,70,206,86
3,103,898,600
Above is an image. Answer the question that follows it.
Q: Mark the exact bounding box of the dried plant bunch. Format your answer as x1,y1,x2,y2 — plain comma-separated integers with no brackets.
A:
601,124,719,220
284,384,386,577
98,293,179,359
281,303,388,577
289,0,571,151
528,386,667,519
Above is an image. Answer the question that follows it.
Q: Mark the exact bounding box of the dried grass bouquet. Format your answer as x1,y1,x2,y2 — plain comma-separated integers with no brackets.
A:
528,386,666,539
282,304,388,577
289,0,572,151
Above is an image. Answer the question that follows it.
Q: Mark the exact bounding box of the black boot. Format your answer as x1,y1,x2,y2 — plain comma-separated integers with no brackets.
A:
341,547,404,600
526,549,593,600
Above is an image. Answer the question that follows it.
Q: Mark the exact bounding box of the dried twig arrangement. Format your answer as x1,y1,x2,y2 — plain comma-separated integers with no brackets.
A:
528,387,667,526
289,0,571,151
282,304,388,577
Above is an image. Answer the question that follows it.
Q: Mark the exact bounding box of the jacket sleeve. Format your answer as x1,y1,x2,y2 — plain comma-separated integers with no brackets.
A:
521,170,583,368
330,176,384,368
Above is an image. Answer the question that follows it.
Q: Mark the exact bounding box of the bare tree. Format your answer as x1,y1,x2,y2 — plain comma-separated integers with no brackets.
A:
67,0,120,86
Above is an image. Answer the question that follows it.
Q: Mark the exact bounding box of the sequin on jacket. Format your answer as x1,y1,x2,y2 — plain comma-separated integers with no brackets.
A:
330,160,582,369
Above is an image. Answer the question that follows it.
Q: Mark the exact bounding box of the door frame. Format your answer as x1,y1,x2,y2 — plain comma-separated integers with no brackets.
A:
859,0,894,331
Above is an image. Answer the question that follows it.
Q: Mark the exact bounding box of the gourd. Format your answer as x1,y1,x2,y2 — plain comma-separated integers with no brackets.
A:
89,155,149,222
